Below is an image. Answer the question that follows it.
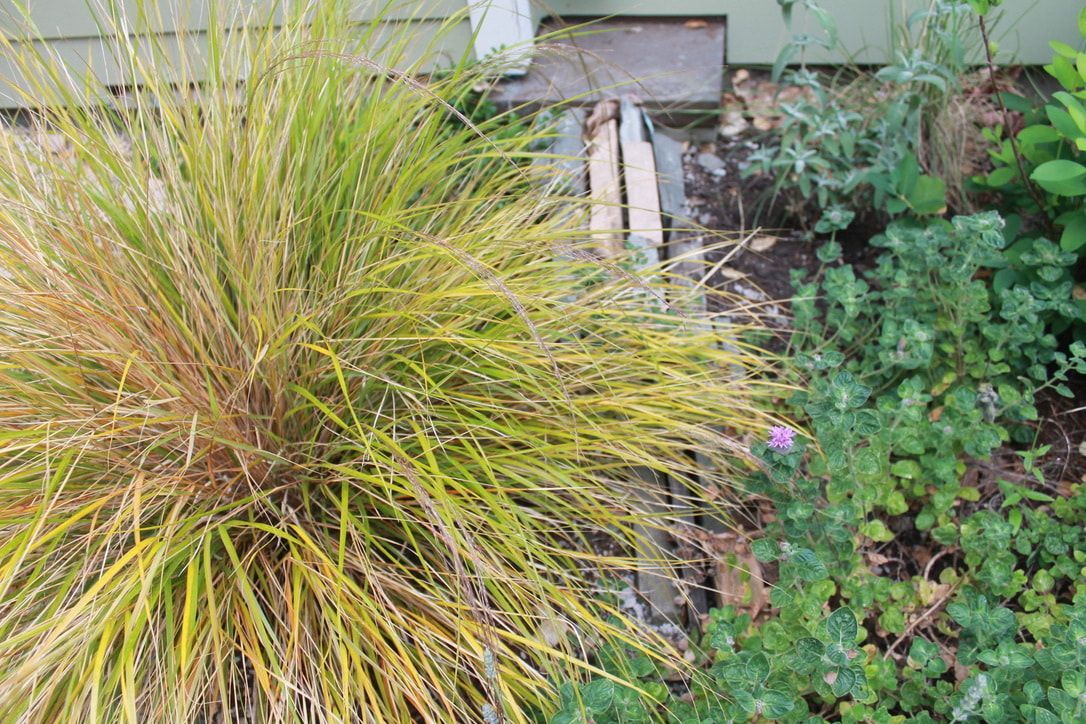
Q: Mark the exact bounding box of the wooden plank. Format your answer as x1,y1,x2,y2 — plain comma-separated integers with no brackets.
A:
623,141,663,246
648,125,711,617
617,99,681,624
536,108,587,197
653,131,687,225
586,101,623,258
619,98,664,250
653,130,704,295
631,469,682,625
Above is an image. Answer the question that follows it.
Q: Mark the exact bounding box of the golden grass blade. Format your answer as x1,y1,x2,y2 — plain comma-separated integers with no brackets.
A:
0,2,781,721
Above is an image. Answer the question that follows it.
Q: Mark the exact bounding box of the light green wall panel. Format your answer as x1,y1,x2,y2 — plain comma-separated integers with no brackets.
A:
544,0,1084,65
0,2,473,107
3,1,1082,108
1,1,467,39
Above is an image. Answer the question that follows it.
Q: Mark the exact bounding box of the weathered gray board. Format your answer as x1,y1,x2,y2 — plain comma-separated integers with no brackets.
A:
582,98,678,623
490,17,725,126
580,97,723,624
539,108,588,197
615,97,681,625
586,100,624,258
649,127,715,617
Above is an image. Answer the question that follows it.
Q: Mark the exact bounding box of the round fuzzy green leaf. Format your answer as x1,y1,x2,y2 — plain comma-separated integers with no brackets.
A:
790,548,829,581
827,448,849,472
878,606,906,634
885,491,909,516
580,679,615,712
992,267,1020,293
828,667,856,698
1031,160,1086,196
860,520,895,543
816,240,843,262
826,607,858,645
854,448,882,477
853,409,882,436
746,653,771,684
770,587,795,609
1022,705,1062,724
907,637,937,667
1048,687,1077,717
760,690,796,719
733,690,758,716
751,538,781,563
891,459,921,479
792,637,826,669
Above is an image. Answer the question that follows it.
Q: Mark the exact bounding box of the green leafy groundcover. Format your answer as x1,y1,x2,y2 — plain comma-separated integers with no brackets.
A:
546,213,1086,722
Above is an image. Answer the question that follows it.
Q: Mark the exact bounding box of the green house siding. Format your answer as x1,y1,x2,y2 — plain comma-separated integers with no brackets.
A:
0,1,473,107
1,1,1082,108
0,0,466,39
546,0,1084,65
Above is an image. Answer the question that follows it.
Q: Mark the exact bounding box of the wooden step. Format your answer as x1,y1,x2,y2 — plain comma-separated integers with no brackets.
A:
490,17,725,127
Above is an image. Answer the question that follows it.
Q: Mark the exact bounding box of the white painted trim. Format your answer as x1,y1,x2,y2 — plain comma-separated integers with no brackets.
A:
466,0,535,75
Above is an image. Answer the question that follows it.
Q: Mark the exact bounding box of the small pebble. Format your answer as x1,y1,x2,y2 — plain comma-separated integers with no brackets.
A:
696,151,726,172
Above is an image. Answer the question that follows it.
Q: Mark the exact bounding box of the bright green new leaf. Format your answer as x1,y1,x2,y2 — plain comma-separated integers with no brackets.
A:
1031,159,1086,196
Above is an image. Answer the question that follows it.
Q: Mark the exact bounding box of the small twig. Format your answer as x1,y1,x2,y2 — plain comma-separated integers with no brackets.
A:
977,14,1054,236
1046,414,1073,484
923,548,952,582
883,582,960,661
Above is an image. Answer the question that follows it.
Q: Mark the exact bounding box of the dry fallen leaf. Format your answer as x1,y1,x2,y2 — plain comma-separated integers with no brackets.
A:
684,19,708,29
749,236,778,252
752,116,776,132
712,537,767,619
916,580,951,606
719,110,749,138
866,551,891,567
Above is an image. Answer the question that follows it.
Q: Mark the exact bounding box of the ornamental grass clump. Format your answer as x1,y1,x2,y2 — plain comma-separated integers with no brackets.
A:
0,3,774,721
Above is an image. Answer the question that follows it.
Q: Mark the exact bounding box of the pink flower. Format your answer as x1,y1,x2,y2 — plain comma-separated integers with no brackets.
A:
767,426,796,451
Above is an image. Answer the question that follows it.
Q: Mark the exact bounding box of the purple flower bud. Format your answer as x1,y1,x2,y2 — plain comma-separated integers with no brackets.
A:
767,425,796,451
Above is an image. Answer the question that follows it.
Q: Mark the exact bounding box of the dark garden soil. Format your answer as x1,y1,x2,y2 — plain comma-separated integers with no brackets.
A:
681,124,1086,488
681,133,880,312
1036,380,1086,486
